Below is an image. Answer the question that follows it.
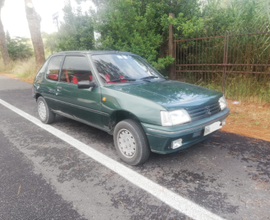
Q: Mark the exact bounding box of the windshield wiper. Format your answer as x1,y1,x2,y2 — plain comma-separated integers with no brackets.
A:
108,78,136,83
140,76,159,80
140,75,159,82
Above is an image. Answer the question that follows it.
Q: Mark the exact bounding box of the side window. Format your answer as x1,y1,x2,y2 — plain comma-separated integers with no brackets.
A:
60,56,93,84
46,56,63,81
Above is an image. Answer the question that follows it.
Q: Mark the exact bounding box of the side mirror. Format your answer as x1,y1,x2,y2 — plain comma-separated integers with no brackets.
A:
77,80,96,89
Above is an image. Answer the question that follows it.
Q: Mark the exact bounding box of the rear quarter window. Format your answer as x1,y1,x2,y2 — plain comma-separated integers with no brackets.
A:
35,59,49,83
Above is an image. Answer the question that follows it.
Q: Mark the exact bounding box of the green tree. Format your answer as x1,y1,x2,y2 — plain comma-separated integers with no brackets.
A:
65,0,270,71
57,6,95,51
92,0,200,69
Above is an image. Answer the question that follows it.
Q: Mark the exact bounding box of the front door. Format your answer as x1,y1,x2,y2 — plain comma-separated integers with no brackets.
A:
56,55,103,128
43,55,64,110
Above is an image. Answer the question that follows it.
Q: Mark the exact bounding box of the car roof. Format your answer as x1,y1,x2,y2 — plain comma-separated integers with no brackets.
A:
50,50,135,56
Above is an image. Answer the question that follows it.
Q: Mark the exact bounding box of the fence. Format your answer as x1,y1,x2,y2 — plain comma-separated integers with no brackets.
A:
172,31,270,102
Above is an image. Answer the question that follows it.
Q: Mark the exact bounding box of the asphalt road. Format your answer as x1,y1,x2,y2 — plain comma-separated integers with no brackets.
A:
0,75,269,220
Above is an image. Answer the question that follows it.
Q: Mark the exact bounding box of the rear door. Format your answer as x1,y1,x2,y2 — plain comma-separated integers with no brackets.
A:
56,55,103,128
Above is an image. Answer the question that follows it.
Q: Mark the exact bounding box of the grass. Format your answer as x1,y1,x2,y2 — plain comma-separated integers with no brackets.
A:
0,57,39,83
178,72,270,103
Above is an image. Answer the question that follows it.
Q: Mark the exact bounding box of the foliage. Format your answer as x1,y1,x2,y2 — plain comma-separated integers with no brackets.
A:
56,6,95,51
202,0,270,34
1,0,269,101
42,32,58,55
6,33,33,60
173,0,270,102
161,13,204,39
157,0,270,39
92,0,200,70
152,55,175,71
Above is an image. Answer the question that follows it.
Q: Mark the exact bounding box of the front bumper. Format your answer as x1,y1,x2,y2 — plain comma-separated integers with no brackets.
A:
141,108,230,154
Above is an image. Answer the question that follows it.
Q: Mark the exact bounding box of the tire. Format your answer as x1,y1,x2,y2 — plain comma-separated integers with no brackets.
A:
37,96,55,124
113,119,150,166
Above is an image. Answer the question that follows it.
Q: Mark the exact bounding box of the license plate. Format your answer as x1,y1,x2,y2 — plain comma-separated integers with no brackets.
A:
204,121,222,136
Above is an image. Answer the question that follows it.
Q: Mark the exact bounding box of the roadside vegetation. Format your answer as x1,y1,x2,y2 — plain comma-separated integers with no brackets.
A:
0,0,270,101
0,0,269,140
0,32,37,82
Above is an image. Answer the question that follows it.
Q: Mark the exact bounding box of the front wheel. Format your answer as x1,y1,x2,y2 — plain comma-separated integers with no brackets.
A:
37,96,55,124
113,119,150,166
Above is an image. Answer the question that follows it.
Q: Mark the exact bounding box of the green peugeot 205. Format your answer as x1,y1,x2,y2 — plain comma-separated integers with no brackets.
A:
33,51,229,165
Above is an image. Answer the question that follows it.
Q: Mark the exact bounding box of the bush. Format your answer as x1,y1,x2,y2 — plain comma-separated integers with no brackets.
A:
6,34,33,60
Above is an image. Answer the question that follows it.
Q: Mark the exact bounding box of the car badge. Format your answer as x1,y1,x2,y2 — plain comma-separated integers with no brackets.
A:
205,106,211,115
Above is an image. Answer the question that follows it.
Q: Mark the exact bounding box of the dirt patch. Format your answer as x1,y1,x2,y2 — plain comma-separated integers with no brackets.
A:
222,99,270,142
0,73,21,80
0,72,34,84
1,72,269,142
20,77,34,84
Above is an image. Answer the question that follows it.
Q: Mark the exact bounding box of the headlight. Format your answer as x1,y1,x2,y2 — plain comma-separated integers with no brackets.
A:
160,109,191,126
219,96,227,110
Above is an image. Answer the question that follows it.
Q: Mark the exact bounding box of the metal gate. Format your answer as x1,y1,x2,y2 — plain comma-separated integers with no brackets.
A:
174,31,270,102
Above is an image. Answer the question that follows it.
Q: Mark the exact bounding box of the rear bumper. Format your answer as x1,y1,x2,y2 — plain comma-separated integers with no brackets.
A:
141,108,230,154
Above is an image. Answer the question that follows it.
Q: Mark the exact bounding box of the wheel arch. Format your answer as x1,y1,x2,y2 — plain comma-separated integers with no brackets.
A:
109,110,141,134
34,93,42,101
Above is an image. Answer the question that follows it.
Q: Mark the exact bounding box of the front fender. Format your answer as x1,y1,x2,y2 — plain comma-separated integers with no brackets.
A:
101,87,165,126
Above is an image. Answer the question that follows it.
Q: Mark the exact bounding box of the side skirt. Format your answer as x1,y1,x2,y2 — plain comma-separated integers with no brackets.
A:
51,109,112,134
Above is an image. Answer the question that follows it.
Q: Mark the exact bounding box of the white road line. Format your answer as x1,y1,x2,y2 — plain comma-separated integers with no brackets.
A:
0,98,225,220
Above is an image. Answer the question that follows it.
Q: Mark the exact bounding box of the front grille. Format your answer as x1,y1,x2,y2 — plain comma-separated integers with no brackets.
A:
186,102,221,122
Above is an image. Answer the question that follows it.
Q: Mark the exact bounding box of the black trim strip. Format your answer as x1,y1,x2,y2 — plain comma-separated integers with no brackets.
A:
52,110,111,133
45,96,109,117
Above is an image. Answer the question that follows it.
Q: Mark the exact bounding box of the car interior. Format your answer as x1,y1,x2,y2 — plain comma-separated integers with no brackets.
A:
60,69,93,84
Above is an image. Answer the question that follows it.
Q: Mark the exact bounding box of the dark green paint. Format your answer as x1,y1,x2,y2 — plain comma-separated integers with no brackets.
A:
33,51,230,154
107,80,222,111
55,82,103,127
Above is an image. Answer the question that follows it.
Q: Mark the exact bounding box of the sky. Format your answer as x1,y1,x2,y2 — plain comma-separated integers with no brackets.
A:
2,0,95,38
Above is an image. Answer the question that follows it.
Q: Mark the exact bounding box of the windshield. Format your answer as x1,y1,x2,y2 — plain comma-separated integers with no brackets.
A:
91,54,163,84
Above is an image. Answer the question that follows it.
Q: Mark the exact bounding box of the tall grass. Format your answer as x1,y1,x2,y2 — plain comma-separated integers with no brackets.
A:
0,57,39,82
179,71,270,103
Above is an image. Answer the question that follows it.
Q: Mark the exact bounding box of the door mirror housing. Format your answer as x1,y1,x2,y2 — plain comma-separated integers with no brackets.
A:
77,80,96,89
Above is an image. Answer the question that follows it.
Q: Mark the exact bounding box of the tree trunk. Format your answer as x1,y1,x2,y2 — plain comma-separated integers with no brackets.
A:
0,10,10,66
24,0,45,66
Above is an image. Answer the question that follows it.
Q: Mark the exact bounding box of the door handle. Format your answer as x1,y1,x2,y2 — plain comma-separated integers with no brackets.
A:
57,86,62,91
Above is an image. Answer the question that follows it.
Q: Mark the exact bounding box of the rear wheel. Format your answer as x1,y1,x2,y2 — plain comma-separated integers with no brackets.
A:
37,96,55,124
113,119,150,165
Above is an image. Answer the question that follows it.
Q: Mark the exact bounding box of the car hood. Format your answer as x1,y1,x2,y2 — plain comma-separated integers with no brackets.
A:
107,80,222,110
